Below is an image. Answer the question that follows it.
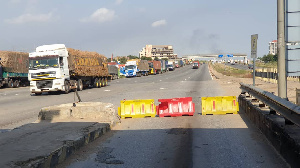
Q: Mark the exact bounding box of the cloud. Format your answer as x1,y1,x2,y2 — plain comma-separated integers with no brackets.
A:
80,8,116,23
5,12,53,24
9,0,21,4
151,19,167,28
115,0,123,5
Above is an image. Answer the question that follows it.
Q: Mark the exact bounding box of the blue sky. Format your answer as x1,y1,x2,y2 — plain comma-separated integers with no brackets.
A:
0,0,277,58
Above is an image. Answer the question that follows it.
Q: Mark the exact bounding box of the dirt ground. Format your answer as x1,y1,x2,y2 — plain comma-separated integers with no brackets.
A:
208,63,300,104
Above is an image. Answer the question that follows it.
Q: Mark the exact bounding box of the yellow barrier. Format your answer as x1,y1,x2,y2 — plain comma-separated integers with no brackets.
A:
201,96,239,115
118,99,156,119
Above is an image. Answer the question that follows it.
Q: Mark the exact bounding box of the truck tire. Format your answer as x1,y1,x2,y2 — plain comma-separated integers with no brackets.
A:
64,81,70,94
13,80,19,88
77,79,83,91
94,78,101,88
8,79,14,88
101,78,106,87
34,92,42,96
105,78,108,86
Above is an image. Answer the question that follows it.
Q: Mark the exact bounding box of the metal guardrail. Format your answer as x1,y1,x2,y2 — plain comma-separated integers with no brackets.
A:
240,83,300,127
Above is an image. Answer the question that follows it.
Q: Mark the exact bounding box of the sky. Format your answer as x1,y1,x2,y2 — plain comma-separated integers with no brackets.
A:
0,0,277,59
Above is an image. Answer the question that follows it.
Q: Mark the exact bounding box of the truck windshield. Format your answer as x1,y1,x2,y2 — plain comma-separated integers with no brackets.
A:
29,56,59,69
193,63,198,66
125,65,135,70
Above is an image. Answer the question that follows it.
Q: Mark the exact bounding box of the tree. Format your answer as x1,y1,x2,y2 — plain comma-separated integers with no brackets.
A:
118,57,127,64
154,57,159,61
260,54,277,63
127,55,139,60
141,56,152,61
162,58,169,61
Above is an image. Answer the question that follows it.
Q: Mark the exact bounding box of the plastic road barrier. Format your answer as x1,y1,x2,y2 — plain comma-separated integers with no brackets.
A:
201,96,239,115
157,97,195,117
118,99,156,119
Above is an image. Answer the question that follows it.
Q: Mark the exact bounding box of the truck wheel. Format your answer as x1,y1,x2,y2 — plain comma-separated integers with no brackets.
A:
77,79,83,91
8,80,14,88
64,81,70,94
34,92,42,96
102,78,106,87
13,80,19,88
105,78,108,86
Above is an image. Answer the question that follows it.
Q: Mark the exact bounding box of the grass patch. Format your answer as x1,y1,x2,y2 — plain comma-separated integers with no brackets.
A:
211,63,252,78
255,62,277,68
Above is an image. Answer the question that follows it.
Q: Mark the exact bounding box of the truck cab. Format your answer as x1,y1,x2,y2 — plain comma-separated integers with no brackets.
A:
28,44,70,94
125,61,139,77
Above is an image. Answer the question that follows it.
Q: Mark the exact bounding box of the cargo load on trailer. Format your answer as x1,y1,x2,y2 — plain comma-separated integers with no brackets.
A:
0,51,29,88
28,44,109,95
148,60,162,74
108,64,119,80
160,60,168,73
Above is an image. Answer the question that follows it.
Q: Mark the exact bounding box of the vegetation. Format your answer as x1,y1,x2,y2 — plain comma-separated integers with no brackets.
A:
141,56,153,61
127,55,139,60
161,58,168,61
258,54,277,63
118,57,127,64
154,57,159,61
211,62,252,78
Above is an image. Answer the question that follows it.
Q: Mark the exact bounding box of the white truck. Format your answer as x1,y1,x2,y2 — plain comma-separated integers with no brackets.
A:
28,44,109,95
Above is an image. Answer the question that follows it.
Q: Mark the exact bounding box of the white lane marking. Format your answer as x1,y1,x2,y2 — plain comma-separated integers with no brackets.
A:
159,80,162,81
160,88,167,90
104,90,111,92
15,94,18,96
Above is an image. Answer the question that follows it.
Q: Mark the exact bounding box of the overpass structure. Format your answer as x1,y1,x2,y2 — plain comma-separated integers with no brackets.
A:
182,53,248,62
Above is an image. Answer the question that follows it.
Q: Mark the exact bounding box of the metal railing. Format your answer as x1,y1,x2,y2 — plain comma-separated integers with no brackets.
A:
240,83,300,127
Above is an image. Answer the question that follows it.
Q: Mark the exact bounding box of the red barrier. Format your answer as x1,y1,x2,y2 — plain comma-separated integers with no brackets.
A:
157,97,195,117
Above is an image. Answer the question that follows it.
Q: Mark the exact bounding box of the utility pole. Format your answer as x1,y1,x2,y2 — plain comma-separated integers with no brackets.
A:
277,0,287,98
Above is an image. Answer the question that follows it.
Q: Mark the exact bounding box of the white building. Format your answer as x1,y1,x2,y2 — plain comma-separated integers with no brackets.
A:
269,40,277,55
139,45,177,59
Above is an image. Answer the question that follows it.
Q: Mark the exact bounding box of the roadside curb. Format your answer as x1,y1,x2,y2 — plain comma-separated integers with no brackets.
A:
13,123,111,168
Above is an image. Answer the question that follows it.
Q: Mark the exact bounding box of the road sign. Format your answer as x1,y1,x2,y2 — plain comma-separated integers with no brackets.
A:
227,54,233,57
251,34,258,58
218,55,223,58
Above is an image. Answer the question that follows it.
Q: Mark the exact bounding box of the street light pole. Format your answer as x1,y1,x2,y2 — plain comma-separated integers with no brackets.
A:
277,0,287,98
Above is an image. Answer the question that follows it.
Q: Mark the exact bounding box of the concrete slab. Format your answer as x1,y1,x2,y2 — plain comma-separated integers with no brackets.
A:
39,102,120,126
0,120,110,168
0,102,119,168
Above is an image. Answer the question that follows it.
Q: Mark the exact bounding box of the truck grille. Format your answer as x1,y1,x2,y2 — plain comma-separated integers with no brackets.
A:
36,80,53,89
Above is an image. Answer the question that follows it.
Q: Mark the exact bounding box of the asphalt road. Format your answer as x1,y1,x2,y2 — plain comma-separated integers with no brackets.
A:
39,64,289,168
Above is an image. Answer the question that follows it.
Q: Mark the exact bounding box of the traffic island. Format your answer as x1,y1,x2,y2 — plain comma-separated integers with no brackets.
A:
0,102,119,168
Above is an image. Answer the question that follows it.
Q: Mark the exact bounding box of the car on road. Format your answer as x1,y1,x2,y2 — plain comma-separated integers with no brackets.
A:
248,64,253,69
167,64,175,71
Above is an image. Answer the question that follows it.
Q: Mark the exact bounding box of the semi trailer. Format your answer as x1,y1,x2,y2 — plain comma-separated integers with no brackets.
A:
28,44,109,95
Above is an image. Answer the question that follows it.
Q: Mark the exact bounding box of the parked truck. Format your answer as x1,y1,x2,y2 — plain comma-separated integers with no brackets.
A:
125,60,149,77
192,61,200,69
108,64,119,80
28,44,109,95
167,61,175,71
0,51,29,88
148,61,162,74
160,60,168,73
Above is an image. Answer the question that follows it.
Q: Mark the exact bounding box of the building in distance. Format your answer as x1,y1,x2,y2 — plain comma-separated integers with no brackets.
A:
139,45,178,59
269,40,277,55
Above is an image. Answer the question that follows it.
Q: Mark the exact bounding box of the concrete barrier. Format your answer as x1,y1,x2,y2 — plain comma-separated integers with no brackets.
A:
39,102,120,125
239,94,300,167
